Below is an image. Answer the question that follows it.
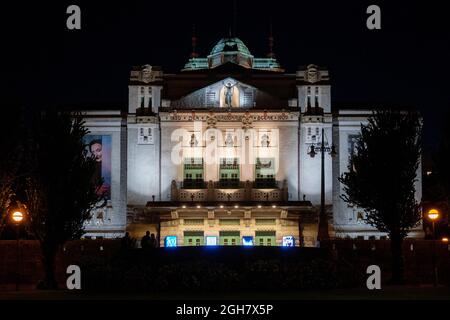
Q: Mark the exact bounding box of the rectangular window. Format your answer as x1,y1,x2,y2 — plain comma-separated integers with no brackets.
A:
206,91,216,107
219,219,241,225
243,90,254,107
348,134,359,158
184,219,204,225
255,158,276,188
307,86,311,108
219,158,240,188
137,127,153,144
314,87,319,107
255,219,276,225
183,158,204,188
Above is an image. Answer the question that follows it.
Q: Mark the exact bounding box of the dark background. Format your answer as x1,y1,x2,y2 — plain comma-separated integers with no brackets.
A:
1,0,449,153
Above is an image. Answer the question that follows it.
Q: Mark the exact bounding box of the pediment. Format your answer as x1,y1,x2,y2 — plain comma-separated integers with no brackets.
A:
171,77,257,109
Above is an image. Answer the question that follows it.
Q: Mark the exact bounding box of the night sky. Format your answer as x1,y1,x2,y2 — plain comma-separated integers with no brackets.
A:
2,0,449,153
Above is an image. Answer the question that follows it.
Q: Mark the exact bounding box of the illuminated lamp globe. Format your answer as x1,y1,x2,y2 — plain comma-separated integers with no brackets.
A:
12,211,24,223
427,209,440,221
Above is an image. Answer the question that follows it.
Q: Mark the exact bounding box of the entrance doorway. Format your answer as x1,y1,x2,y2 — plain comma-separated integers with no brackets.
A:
219,231,240,245
255,231,276,246
184,231,204,246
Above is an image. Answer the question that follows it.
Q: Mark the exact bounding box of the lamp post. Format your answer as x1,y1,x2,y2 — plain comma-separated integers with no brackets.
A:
11,210,24,291
308,127,336,244
427,208,440,287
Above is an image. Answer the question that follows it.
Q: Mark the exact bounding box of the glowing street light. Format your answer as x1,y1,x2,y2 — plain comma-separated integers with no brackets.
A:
12,211,24,223
427,209,440,240
427,208,441,287
442,237,449,243
10,209,24,291
427,209,440,221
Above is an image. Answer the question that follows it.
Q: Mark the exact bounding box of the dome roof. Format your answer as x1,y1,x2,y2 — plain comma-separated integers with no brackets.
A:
210,37,252,56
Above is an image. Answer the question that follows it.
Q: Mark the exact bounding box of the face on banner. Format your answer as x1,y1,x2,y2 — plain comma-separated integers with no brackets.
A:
85,135,112,200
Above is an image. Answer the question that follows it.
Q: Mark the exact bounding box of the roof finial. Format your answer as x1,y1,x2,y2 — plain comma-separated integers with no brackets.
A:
267,17,275,59
190,24,199,58
232,0,237,37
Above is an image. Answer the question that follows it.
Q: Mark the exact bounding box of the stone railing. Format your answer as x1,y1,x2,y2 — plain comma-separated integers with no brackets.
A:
171,180,288,202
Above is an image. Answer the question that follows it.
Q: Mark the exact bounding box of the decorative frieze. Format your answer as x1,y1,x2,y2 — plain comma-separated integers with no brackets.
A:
160,111,298,122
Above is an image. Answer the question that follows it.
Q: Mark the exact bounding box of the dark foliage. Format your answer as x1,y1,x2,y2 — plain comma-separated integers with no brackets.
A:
0,108,26,236
338,110,422,284
24,110,101,289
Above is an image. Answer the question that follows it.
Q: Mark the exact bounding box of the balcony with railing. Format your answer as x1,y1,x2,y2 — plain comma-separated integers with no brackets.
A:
171,179,288,202
216,179,242,189
253,178,278,189
180,179,207,189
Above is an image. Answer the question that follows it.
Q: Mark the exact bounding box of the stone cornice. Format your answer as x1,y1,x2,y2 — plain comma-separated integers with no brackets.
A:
160,110,300,122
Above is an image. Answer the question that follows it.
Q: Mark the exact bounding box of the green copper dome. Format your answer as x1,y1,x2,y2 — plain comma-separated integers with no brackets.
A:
210,37,252,56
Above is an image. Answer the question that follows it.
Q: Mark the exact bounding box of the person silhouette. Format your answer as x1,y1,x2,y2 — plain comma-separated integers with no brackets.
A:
149,233,157,248
141,231,151,249
121,232,133,249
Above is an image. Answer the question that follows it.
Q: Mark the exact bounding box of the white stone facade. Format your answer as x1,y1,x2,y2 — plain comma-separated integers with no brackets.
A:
79,37,423,244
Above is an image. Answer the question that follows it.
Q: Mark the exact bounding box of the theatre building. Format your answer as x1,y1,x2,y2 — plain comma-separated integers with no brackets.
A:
80,37,423,246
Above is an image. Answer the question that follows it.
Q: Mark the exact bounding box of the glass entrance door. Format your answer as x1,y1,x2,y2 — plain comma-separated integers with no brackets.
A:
255,231,276,246
184,231,204,246
219,231,241,245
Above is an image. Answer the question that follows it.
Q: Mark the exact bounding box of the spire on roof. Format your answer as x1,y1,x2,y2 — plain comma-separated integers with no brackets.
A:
190,24,199,58
267,17,276,59
232,0,237,37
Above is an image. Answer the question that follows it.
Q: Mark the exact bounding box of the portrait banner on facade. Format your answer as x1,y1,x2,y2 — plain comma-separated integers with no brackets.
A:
84,135,112,201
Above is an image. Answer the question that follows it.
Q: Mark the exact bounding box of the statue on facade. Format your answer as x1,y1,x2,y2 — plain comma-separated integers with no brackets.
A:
225,133,234,147
261,134,270,147
189,133,198,147
224,82,236,107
